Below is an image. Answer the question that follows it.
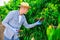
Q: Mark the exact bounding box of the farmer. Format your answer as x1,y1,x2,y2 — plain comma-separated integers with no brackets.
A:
2,2,42,40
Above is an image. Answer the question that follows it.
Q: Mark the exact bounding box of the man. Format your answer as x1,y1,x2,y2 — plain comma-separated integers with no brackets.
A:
2,2,42,40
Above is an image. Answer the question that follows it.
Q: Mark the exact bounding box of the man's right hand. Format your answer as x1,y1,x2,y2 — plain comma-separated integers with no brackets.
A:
12,28,19,34
35,20,42,25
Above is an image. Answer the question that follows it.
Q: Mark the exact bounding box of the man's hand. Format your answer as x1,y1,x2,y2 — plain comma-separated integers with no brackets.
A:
12,28,19,34
35,20,42,25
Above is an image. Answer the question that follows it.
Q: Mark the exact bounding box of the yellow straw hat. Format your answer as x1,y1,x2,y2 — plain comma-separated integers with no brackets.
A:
20,2,31,8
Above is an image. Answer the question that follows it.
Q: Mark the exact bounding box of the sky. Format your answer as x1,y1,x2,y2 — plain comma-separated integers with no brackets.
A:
0,0,10,6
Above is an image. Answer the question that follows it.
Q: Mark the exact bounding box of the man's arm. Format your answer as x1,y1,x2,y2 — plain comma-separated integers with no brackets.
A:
2,11,15,30
23,15,41,28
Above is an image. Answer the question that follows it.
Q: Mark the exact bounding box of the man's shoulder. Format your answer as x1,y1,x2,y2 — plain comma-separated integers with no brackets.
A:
9,10,18,13
8,10,18,15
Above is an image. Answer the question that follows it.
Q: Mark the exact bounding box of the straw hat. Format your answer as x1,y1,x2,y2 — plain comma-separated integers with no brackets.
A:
20,2,31,8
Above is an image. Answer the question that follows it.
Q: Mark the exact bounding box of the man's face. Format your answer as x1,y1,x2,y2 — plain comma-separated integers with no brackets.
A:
20,7,29,14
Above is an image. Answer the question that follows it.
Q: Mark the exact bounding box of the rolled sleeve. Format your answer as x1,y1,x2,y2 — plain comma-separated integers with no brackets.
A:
23,15,37,28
